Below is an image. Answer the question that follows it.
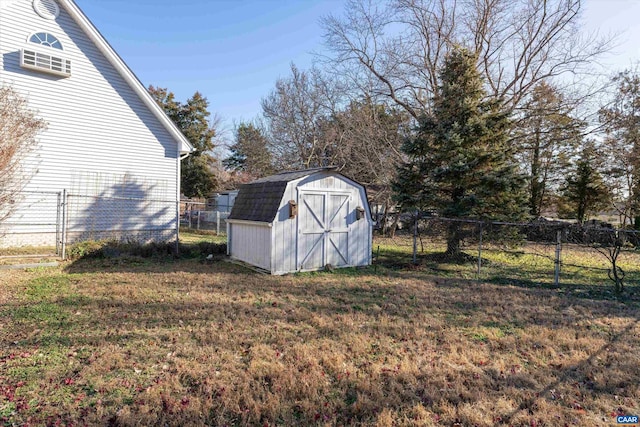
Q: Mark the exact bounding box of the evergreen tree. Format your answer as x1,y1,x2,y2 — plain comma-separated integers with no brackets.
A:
149,86,218,198
394,47,527,256
560,143,610,224
224,122,274,178
515,82,582,217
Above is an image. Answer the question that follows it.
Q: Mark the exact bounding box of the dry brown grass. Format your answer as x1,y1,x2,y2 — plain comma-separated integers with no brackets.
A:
0,258,638,426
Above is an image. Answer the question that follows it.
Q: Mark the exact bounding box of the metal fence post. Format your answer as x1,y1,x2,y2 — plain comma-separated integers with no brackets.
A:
55,191,61,256
554,229,562,287
216,211,220,235
412,211,418,265
61,189,67,260
175,199,180,256
477,221,483,276
197,210,201,230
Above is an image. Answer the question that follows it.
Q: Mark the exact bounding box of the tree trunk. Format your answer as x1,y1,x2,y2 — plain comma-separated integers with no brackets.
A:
530,133,541,217
611,239,624,293
445,222,462,256
610,258,624,294
389,214,400,238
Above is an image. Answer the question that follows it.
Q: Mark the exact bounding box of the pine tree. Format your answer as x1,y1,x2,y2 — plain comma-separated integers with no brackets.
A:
515,82,582,217
394,47,527,256
560,143,610,224
224,122,274,178
149,86,218,198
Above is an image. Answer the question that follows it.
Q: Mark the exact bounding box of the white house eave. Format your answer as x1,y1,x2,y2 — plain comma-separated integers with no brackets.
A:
179,142,193,156
59,0,195,156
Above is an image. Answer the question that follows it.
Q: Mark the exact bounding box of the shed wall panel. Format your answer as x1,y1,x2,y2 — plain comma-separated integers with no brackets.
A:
229,223,271,271
347,186,373,267
272,182,298,274
299,174,351,192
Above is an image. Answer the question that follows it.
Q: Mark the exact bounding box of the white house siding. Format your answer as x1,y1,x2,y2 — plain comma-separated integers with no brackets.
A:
0,1,179,246
270,172,372,274
229,222,271,271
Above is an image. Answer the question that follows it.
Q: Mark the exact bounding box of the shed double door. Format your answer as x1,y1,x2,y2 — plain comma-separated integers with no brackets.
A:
298,191,350,271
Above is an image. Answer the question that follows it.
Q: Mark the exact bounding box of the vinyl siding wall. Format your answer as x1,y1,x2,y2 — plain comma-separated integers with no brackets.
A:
228,222,271,271
270,181,298,274
0,1,179,245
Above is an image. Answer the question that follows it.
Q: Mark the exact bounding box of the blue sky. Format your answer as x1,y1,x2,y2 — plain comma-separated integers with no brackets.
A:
75,0,640,132
75,0,342,129
582,0,640,71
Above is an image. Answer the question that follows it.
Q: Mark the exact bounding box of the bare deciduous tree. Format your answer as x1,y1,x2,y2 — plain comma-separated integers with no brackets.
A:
321,0,612,118
320,99,408,232
599,70,640,227
583,227,627,294
0,86,46,224
261,64,343,170
260,65,410,234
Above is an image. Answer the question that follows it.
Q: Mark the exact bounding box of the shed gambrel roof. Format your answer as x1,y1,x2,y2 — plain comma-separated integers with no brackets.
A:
58,0,194,155
229,167,337,223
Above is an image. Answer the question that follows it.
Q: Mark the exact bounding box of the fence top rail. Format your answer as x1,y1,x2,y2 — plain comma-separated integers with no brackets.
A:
17,190,61,196
420,217,530,227
187,210,231,214
419,216,640,234
67,194,178,204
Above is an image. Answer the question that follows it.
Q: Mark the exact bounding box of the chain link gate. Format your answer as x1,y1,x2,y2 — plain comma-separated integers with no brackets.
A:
0,190,63,258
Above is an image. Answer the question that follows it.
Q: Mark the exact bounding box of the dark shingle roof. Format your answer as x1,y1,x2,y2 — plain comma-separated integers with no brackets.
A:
228,167,336,223
250,167,336,184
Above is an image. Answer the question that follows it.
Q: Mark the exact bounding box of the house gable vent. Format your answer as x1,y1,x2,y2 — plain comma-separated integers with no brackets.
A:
33,0,59,20
21,48,71,77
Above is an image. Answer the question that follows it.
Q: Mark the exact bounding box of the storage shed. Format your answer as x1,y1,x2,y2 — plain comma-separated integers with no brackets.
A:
227,167,373,274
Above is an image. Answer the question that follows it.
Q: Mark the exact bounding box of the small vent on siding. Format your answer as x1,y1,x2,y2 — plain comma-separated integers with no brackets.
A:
21,48,71,77
33,0,59,19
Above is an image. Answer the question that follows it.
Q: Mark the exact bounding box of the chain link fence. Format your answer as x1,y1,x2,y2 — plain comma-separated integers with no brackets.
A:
0,191,62,252
1,191,180,258
66,193,177,244
180,200,230,234
373,216,640,292
4,190,639,293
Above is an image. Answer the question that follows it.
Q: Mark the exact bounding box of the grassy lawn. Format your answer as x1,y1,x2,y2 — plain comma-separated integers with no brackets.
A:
179,230,227,245
0,252,638,426
374,236,640,291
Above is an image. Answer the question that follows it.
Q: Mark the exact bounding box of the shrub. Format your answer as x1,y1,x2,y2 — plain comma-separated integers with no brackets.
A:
67,239,227,260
